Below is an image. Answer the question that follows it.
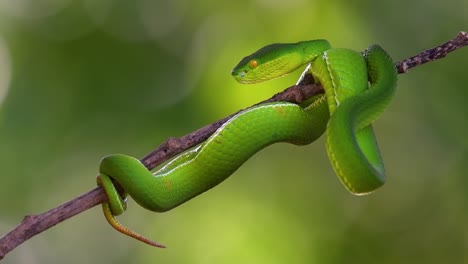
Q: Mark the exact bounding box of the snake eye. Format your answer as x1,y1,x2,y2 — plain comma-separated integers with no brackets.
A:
248,60,258,69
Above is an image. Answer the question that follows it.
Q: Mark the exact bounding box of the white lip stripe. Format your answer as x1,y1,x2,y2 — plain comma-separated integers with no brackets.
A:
296,63,311,85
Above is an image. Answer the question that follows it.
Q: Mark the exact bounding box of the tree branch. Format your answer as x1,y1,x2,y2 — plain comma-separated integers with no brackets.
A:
1,31,467,261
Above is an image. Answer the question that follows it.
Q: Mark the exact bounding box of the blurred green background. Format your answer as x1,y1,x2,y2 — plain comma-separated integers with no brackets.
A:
0,0,467,263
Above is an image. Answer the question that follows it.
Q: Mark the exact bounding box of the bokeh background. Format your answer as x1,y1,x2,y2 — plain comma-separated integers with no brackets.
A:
0,0,467,263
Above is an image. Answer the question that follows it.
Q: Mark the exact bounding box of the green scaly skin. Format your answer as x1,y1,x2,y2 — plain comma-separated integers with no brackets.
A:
97,40,397,246
99,96,329,213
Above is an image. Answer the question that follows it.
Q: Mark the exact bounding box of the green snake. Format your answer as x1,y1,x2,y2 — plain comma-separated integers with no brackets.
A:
97,40,397,247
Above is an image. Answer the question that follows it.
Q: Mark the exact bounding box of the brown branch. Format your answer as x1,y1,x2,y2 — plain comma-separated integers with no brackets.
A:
395,31,468,73
1,31,467,261
141,31,468,170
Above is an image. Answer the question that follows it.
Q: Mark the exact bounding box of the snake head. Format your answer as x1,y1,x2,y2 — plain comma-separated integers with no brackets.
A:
231,40,330,84
231,43,304,84
231,56,261,83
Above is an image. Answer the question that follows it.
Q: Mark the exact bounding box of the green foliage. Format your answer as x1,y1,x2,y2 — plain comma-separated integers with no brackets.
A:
0,0,467,263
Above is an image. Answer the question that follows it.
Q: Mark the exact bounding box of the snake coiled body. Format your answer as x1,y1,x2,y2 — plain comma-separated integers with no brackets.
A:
97,40,397,246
